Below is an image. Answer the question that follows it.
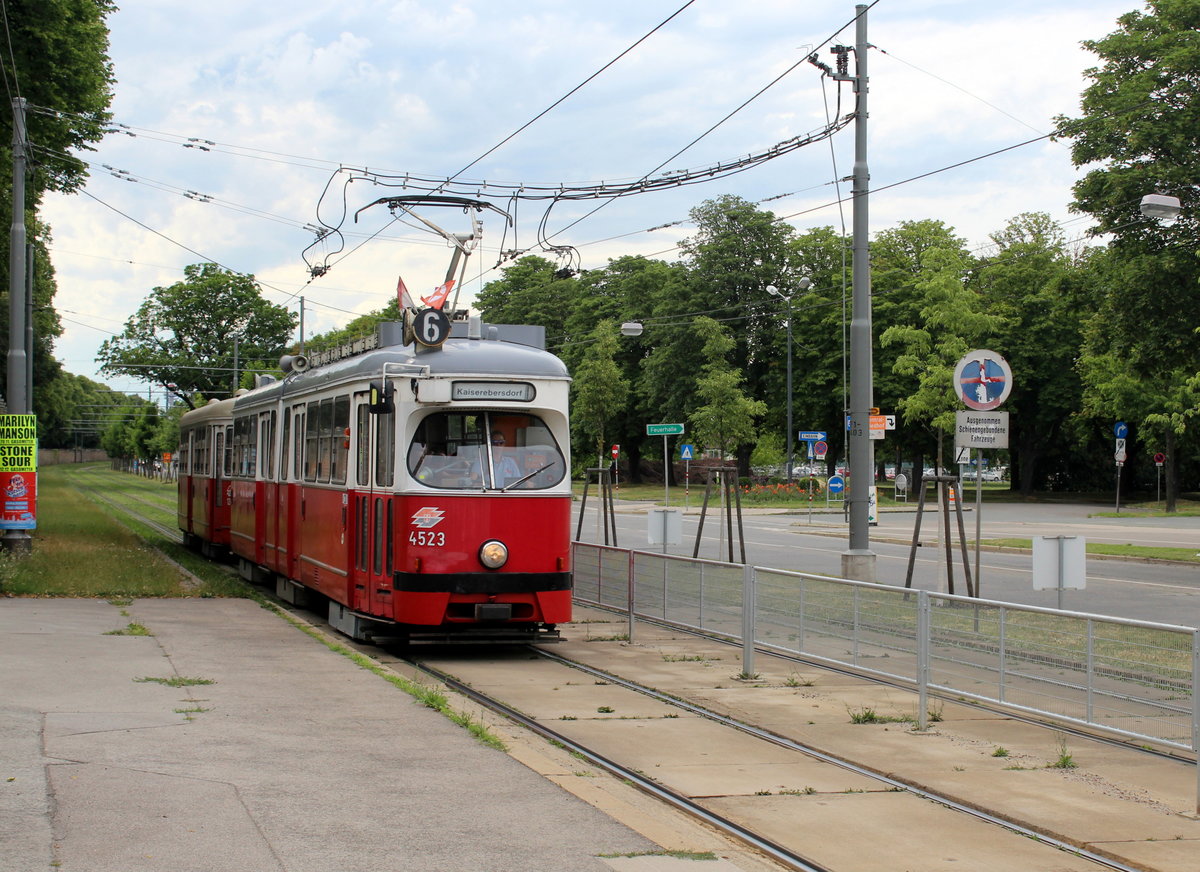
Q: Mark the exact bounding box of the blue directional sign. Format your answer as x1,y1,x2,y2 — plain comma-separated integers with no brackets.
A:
827,474,845,494
1114,421,1128,439
798,430,826,442
679,444,694,461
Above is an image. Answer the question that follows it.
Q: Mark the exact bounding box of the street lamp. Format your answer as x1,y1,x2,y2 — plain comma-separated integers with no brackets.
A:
767,277,811,485
1140,193,1181,222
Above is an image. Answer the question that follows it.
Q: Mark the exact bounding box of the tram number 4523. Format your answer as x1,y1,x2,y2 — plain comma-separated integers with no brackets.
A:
409,531,446,547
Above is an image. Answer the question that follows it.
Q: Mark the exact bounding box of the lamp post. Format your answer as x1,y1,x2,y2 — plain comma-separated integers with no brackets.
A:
767,278,810,484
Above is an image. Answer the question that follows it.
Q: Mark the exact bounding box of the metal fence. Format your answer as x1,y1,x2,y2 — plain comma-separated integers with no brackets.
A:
573,542,1199,806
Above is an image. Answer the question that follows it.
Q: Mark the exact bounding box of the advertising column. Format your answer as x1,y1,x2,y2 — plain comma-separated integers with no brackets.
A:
0,413,37,530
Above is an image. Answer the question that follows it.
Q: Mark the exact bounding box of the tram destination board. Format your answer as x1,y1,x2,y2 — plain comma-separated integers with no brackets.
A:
646,423,685,436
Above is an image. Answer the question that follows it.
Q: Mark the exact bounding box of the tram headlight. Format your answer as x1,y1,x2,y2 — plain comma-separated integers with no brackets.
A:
478,539,508,569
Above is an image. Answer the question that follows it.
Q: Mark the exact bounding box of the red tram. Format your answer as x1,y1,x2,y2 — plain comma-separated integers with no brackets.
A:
177,316,572,643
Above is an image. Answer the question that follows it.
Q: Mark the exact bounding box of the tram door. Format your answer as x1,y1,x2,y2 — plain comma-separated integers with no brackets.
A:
352,393,396,617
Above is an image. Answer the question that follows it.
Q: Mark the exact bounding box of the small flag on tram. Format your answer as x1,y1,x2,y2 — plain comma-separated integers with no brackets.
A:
421,279,455,310
397,275,414,309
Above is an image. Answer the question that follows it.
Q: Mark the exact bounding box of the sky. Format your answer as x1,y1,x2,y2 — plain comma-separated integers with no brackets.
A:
38,0,1140,400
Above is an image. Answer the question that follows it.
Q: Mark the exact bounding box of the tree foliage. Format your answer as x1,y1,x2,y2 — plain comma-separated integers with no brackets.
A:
570,320,630,468
688,318,766,459
1055,0,1200,508
96,263,297,409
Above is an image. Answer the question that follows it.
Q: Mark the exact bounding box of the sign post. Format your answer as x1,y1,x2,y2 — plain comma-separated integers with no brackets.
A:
953,350,1014,598
646,423,685,548
1114,422,1128,513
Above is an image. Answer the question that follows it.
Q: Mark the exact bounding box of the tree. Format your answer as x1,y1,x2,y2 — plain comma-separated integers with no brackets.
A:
976,213,1092,494
871,220,976,479
96,263,297,409
678,195,799,474
474,255,577,347
688,318,766,461
563,256,686,482
1055,1,1200,509
571,321,630,472
0,1,116,407
880,244,1002,472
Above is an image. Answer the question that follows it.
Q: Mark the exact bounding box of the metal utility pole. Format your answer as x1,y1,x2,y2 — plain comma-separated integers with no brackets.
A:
2,98,31,555
7,97,27,414
24,243,32,406
840,5,877,582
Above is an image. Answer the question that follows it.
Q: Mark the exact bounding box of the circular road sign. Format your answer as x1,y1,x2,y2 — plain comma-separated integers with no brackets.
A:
827,474,845,494
954,349,1013,411
813,440,828,459
1154,452,1165,466
1114,421,1128,438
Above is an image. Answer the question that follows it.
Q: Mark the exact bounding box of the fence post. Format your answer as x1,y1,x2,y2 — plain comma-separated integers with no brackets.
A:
797,577,806,653
917,590,929,731
1086,620,1095,725
998,606,1007,703
741,564,756,678
1192,629,1198,816
627,548,636,642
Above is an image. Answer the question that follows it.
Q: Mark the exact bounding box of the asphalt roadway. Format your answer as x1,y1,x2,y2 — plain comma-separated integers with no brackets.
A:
575,498,1200,628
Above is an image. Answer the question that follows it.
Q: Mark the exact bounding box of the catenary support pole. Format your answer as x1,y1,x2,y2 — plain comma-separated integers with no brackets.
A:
7,97,27,415
842,5,876,582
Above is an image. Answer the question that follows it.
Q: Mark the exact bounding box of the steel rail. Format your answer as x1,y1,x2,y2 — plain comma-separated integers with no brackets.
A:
533,647,1151,872
411,659,833,872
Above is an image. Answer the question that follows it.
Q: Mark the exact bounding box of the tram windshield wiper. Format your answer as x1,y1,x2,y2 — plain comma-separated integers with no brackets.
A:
502,462,555,492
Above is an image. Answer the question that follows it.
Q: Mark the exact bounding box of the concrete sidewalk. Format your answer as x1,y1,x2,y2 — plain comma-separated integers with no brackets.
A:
0,597,708,872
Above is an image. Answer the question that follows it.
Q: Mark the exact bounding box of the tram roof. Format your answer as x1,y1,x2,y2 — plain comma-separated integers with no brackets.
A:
234,323,569,410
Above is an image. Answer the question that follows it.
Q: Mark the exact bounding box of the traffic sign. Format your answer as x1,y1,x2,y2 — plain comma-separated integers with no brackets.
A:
1114,421,1128,438
798,430,826,442
827,474,845,494
1154,452,1165,466
955,410,1009,449
646,423,685,436
955,349,1013,411
1115,437,1127,463
813,440,828,460
611,444,620,459
680,444,694,461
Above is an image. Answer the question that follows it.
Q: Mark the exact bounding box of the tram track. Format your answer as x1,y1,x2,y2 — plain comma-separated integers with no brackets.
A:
413,656,832,872
406,632,1173,872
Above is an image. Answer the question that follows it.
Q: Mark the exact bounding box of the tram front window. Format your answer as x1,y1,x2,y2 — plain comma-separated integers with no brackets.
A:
408,411,565,490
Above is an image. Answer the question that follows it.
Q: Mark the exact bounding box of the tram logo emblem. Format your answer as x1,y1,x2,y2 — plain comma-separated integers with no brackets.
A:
410,507,446,529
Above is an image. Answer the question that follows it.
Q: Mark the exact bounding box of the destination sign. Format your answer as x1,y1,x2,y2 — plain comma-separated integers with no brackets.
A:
451,381,536,402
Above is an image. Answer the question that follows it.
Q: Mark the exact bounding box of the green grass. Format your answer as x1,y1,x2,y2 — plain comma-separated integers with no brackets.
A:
135,676,216,687
982,537,1200,564
0,464,250,598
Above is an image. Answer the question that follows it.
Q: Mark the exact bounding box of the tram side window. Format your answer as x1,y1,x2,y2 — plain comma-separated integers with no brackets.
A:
356,404,371,487
195,429,208,476
262,411,275,480
305,401,321,481
232,415,258,478
375,410,395,487
280,411,290,482
293,409,305,480
331,395,349,485
222,425,233,478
